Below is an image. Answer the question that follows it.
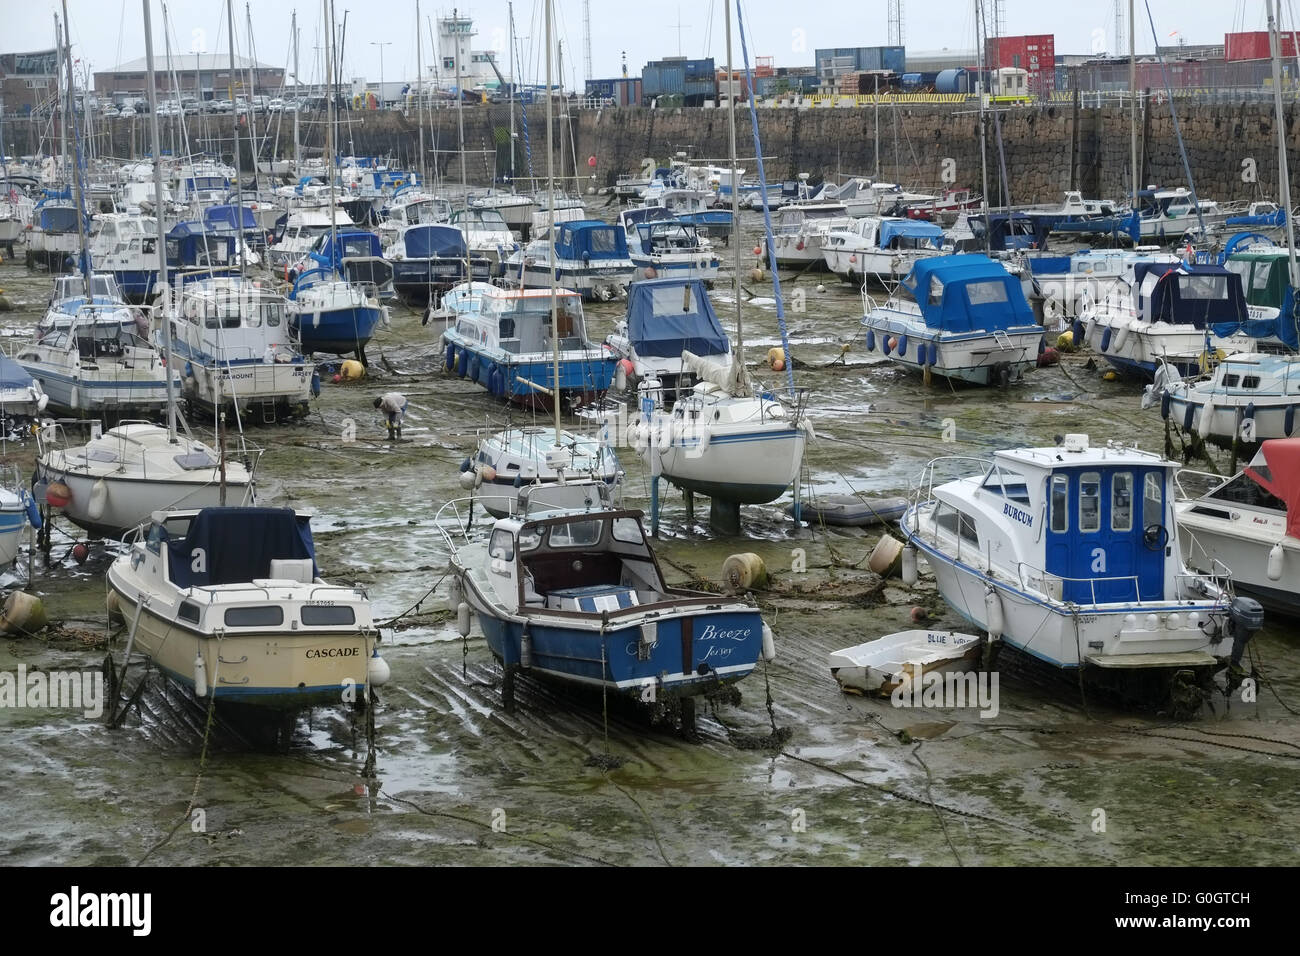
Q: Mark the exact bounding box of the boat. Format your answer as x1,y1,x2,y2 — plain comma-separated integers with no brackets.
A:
604,276,732,399
762,202,854,270
527,190,586,238
1082,262,1284,380
905,187,981,226
25,195,80,272
0,185,34,257
285,224,389,363
0,486,40,568
1137,186,1230,242
386,223,487,306
87,212,160,303
163,221,240,289
172,276,314,420
1174,438,1300,617
105,507,386,732
201,203,265,266
1028,248,1180,324
620,209,720,283
438,282,616,411
375,187,451,248
291,228,395,300
860,254,1044,387
829,629,982,696
787,493,908,527
442,490,773,722
267,207,354,269
637,187,733,243
450,206,519,278
818,177,936,219
506,219,636,301
471,191,537,239
821,216,947,284
1147,352,1300,448
900,434,1264,698
459,425,622,519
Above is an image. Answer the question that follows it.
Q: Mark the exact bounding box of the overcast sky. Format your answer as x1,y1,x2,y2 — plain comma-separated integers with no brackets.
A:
3,0,1284,89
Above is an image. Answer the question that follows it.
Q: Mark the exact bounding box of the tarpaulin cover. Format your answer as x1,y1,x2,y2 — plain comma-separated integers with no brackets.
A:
403,224,466,259
203,205,258,231
554,220,628,261
900,254,1035,333
167,508,317,588
1245,438,1300,540
878,219,944,249
0,352,34,391
625,278,730,358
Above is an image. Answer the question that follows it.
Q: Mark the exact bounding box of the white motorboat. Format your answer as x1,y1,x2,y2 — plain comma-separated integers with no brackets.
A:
268,207,354,270
1137,186,1230,241
505,219,635,301
1174,438,1300,618
458,425,623,519
900,433,1264,697
821,216,947,284
1147,352,1300,448
451,206,519,278
619,209,720,283
763,202,854,270
0,351,49,430
829,629,982,696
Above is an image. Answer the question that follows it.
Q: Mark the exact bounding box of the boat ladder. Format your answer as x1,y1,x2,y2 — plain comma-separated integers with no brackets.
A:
992,329,1014,351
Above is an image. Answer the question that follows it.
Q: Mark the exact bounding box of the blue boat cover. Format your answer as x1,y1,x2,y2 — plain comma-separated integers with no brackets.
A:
625,278,730,358
1140,264,1251,330
311,230,385,271
878,219,944,249
900,254,1035,333
554,220,628,261
403,224,466,259
167,508,317,588
1226,207,1287,227
0,352,34,391
203,205,259,231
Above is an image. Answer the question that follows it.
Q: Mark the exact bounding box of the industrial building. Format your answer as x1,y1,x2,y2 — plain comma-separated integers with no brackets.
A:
585,77,641,106
984,34,1055,93
641,56,715,106
0,48,61,114
813,46,905,82
93,53,284,101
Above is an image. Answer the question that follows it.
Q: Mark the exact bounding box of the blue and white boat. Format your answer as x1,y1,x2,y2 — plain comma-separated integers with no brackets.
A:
164,221,240,289
860,254,1044,386
294,228,395,300
88,212,160,303
605,276,731,397
202,203,266,262
286,267,386,362
638,187,733,243
0,486,40,568
821,216,947,284
901,434,1263,695
620,209,720,283
506,220,636,301
443,493,775,723
1082,262,1283,380
438,282,617,411
1027,247,1180,324
386,222,488,305
25,194,80,271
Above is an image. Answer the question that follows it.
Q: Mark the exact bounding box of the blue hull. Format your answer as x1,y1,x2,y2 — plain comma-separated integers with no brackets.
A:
679,211,733,237
443,336,616,408
292,305,384,356
478,608,764,700
113,270,157,303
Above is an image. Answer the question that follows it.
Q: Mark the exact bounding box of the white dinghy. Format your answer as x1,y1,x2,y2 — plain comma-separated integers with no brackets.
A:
829,629,982,696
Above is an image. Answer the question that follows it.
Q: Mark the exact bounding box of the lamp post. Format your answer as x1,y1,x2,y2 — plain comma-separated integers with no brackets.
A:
370,40,391,109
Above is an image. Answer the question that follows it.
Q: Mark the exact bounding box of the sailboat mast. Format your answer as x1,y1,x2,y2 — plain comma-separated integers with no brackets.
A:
546,0,560,444
1129,0,1137,209
292,10,300,175
226,0,245,277
977,0,990,254
325,0,337,250
246,4,260,195
143,0,178,443
416,0,424,187
59,1,89,301
455,7,470,284
724,0,744,374
56,14,67,187
508,1,516,186
1270,0,1299,291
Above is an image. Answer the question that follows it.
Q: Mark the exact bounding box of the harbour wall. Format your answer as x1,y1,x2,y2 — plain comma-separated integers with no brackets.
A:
22,100,1298,204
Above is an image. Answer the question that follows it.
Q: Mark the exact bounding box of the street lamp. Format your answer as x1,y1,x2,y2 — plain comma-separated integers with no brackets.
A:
370,41,391,109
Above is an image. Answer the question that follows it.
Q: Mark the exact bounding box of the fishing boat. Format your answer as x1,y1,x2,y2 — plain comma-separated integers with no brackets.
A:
829,629,982,696
506,219,636,301
1147,352,1300,448
0,353,49,432
172,276,314,421
860,254,1043,386
438,282,616,410
762,202,854,270
620,208,720,283
604,276,732,399
1174,438,1300,617
105,507,386,736
458,425,622,519
821,216,947,284
1082,262,1283,381
900,434,1264,701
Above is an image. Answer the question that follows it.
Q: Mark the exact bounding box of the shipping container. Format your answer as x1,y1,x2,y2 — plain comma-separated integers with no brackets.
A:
813,46,905,78
1226,31,1298,61
984,34,1055,93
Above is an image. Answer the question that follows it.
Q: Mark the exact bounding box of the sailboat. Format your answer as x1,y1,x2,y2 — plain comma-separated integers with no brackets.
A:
34,0,256,541
629,1,812,532
444,0,774,727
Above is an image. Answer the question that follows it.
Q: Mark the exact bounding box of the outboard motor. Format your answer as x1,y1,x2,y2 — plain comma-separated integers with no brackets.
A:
1227,596,1265,668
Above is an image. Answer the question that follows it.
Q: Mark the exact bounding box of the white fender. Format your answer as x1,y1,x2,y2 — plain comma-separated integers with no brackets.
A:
1197,397,1215,439
761,623,776,661
1113,320,1130,352
615,363,627,391
456,601,472,637
87,479,108,521
447,577,463,612
193,652,208,698
901,545,918,586
984,586,1004,640
1268,541,1284,582
367,649,391,687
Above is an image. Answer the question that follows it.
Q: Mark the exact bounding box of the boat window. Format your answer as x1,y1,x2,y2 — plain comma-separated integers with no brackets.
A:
147,523,168,554
1050,474,1069,532
1181,274,1227,300
928,275,943,305
174,452,218,470
611,517,643,544
178,601,200,624
1251,260,1273,291
1208,471,1285,510
1079,472,1101,531
1242,375,1261,389
264,304,282,328
548,519,602,548
1222,374,1240,387
518,529,543,551
1143,472,1163,528
587,228,618,253
966,280,1009,306
1111,472,1133,532
224,605,284,627
934,505,979,545
301,604,356,626
980,465,1030,503
489,529,515,561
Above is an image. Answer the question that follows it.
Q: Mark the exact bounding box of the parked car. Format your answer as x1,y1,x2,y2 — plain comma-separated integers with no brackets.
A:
267,97,285,112
181,98,201,114
102,106,120,117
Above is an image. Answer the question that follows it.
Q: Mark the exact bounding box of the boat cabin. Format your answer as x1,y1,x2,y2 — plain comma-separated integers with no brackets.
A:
48,273,125,309
898,254,1035,332
1132,262,1252,328
165,222,238,278
453,287,590,355
203,204,264,247
624,278,730,359
306,229,394,293
552,220,629,263
178,278,296,363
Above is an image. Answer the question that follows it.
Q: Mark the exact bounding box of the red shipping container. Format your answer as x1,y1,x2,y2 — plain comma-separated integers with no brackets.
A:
985,34,1056,92
1226,30,1298,61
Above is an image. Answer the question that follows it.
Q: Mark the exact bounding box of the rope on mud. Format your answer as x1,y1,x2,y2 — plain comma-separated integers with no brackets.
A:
1247,642,1300,718
610,781,672,867
374,567,451,628
382,793,622,866
908,741,963,866
136,653,221,866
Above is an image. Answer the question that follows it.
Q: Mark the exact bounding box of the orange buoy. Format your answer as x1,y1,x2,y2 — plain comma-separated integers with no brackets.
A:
752,246,761,256
46,481,71,508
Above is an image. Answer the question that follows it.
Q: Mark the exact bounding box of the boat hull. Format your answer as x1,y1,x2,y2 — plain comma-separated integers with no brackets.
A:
655,426,807,504
860,317,1042,386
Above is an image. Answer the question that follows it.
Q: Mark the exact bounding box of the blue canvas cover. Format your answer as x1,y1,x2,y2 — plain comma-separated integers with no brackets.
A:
167,508,317,588
555,221,628,261
900,254,1034,333
1145,264,1249,329
403,224,466,259
0,352,34,391
1226,207,1287,227
626,278,730,358
878,219,944,249
311,230,384,271
203,204,259,231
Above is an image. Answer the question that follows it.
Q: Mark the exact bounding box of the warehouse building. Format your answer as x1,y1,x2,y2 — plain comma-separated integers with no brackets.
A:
641,56,715,106
0,48,61,114
94,53,284,102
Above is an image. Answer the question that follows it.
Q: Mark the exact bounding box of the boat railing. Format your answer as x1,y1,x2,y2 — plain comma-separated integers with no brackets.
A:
913,456,994,504
1014,561,1143,605
434,496,481,549
861,288,878,317
1173,467,1230,502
